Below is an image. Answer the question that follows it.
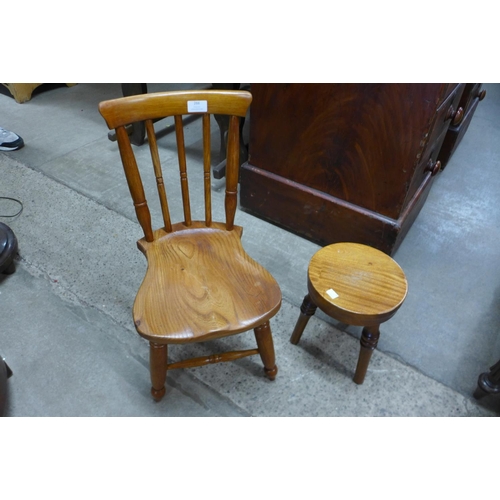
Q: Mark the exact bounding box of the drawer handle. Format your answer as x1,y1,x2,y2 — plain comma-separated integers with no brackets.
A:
478,89,486,101
426,159,441,177
452,107,464,126
446,106,465,126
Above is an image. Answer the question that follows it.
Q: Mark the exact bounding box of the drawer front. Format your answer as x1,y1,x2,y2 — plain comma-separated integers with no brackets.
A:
438,94,482,168
458,83,483,113
403,83,465,208
425,83,466,151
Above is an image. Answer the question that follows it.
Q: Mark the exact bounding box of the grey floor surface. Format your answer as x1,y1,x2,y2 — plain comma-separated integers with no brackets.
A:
1,82,499,416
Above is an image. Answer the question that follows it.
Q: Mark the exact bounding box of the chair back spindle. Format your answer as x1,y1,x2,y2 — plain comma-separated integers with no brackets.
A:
202,114,212,227
145,119,172,232
115,126,154,242
225,115,240,231
99,90,252,240
174,115,192,227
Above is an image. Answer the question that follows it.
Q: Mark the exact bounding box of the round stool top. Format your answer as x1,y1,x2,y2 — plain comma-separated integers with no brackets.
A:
307,243,408,326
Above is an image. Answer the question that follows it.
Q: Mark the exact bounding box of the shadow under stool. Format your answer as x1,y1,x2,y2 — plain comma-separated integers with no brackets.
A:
290,242,408,384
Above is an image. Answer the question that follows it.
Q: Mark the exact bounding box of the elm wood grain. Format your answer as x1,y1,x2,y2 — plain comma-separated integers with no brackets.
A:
241,83,466,255
290,243,407,384
134,222,281,342
99,90,281,401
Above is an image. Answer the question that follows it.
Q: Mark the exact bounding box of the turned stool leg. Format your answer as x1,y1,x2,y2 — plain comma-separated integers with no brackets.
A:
150,342,168,401
290,294,318,345
254,321,278,380
353,324,380,385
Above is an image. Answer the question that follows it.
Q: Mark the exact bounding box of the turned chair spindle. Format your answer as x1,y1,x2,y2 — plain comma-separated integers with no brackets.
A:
145,119,172,232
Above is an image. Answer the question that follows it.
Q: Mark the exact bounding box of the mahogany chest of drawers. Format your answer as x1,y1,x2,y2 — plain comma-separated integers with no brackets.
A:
240,83,474,255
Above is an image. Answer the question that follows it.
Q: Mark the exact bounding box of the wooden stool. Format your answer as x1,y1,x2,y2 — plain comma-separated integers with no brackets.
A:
290,243,408,384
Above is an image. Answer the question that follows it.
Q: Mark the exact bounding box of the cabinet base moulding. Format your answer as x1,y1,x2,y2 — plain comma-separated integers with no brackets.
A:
240,163,435,256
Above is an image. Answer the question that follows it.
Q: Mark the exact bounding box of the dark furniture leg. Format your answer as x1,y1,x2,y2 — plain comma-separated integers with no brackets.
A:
474,359,500,400
122,83,148,145
290,294,318,345
212,83,248,179
353,324,381,385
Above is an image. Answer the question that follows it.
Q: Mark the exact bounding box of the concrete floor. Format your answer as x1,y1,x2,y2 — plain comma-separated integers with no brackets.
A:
1,83,499,416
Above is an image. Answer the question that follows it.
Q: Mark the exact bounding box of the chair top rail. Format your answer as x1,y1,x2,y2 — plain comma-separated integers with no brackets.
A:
99,90,252,130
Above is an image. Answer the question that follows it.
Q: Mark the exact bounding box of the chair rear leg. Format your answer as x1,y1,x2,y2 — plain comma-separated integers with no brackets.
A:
254,322,278,380
150,342,168,401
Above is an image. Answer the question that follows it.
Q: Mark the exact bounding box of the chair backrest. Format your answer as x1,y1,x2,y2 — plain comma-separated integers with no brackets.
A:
99,90,252,242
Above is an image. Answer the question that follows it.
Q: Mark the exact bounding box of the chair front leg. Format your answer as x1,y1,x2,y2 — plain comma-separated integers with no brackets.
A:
254,322,278,380
150,342,168,401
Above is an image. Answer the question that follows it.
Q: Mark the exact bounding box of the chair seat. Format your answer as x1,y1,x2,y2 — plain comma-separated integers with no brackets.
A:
307,242,408,326
133,222,282,343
